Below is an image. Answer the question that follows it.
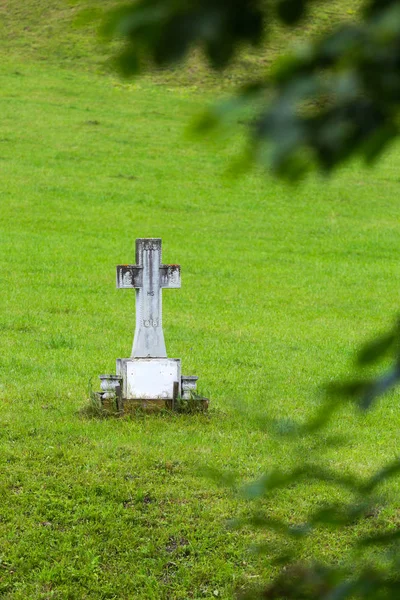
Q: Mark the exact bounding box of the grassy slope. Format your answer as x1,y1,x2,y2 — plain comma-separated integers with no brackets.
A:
0,0,363,87
1,1,399,599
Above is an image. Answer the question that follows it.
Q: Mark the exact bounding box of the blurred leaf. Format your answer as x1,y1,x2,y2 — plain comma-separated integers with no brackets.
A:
302,399,343,433
243,466,361,500
113,46,141,77
199,466,238,488
243,470,293,499
277,0,306,26
101,5,149,39
324,581,358,600
270,551,295,565
259,562,341,599
327,379,373,399
359,367,400,410
193,110,221,134
73,7,104,29
365,0,396,19
310,502,370,528
100,0,400,177
363,458,400,492
102,0,265,73
357,332,396,366
247,513,311,538
192,86,266,135
359,529,400,547
362,125,397,164
271,417,301,436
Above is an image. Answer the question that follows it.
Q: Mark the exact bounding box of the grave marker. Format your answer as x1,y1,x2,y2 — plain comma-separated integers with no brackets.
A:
98,237,208,412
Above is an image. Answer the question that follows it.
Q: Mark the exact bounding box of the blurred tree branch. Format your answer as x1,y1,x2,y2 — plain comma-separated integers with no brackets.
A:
97,0,400,179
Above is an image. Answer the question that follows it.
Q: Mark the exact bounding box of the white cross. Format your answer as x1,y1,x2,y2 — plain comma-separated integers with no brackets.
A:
117,238,181,358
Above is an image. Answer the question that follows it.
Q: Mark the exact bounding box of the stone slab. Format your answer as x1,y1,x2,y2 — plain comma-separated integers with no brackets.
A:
116,358,181,400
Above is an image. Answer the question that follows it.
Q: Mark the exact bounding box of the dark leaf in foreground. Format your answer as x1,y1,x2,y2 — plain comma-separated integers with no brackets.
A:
327,380,373,399
357,332,396,366
276,0,306,25
359,368,400,410
363,458,400,493
359,529,400,547
243,465,361,499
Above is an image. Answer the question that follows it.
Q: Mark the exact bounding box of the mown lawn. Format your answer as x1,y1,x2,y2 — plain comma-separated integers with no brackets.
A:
1,1,400,598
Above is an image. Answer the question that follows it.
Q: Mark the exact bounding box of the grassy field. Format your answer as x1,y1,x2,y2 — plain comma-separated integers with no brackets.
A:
0,0,363,88
1,1,400,598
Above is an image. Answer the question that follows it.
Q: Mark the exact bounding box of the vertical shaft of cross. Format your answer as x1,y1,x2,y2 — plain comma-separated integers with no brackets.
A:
132,239,166,358
116,238,181,359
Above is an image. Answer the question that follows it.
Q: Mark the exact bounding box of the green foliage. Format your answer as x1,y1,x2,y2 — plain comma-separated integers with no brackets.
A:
1,0,361,90
100,0,400,178
101,0,340,75
103,0,266,73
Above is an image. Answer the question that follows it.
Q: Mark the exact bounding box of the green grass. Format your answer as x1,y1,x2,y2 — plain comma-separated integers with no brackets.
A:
0,0,363,88
1,1,400,598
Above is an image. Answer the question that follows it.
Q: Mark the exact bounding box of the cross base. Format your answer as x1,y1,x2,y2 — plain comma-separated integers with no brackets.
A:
121,396,209,414
97,394,209,415
117,358,181,400
97,361,208,414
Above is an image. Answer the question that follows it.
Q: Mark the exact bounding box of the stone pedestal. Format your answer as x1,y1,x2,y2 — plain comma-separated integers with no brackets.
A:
98,363,208,414
116,358,181,400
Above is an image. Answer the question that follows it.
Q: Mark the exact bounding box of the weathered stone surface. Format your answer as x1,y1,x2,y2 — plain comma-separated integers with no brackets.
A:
116,238,181,358
181,375,198,399
116,357,181,400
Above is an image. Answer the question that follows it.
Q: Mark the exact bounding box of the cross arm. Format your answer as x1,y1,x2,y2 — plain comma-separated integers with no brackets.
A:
160,265,181,289
116,265,143,289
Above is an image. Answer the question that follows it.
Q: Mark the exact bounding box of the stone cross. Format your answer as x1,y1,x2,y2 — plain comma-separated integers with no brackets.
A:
116,238,181,358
